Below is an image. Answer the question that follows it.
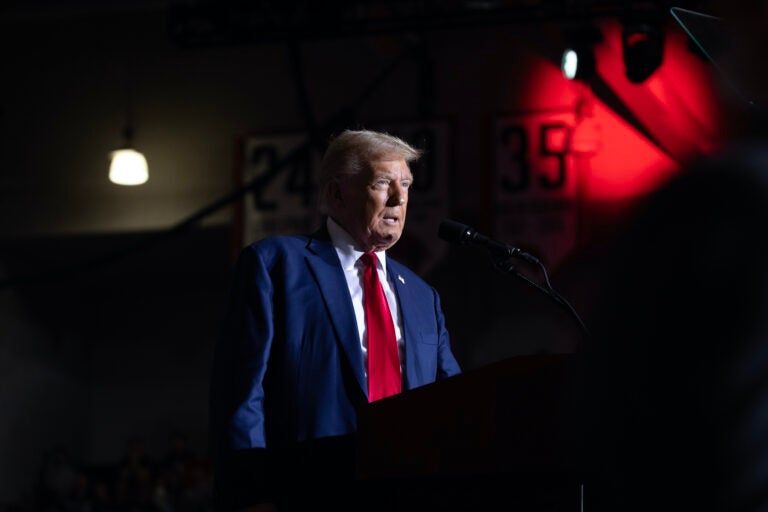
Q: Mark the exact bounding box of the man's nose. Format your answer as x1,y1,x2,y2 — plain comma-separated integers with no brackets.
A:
388,184,406,205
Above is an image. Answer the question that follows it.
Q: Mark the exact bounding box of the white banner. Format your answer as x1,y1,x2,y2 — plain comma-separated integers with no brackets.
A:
494,110,581,271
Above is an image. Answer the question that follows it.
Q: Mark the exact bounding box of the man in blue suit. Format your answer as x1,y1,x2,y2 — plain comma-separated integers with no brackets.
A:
211,129,462,511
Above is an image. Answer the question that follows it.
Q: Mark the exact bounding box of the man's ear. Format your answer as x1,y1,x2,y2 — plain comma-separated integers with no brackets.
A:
327,179,345,210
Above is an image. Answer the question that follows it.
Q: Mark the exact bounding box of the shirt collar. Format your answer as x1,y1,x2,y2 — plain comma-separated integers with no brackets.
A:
326,216,387,273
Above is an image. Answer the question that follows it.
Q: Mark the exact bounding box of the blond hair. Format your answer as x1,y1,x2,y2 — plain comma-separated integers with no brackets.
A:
317,129,422,213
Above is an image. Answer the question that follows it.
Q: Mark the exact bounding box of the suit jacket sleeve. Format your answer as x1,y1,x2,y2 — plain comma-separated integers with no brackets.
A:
390,257,461,388
434,288,462,379
211,245,276,508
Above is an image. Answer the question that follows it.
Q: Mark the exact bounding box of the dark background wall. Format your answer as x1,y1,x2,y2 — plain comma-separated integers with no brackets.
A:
0,0,722,507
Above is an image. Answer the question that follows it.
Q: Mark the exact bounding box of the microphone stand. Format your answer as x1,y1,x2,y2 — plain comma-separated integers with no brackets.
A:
489,246,589,511
488,250,591,342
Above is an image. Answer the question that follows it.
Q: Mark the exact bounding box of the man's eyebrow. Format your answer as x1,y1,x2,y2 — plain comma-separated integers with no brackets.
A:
372,172,414,180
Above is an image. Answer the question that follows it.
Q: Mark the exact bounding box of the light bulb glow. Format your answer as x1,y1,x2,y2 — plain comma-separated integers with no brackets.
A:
562,49,578,80
109,148,148,186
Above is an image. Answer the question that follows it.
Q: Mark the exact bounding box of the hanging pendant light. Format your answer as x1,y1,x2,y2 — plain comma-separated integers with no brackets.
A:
109,146,148,185
109,83,148,186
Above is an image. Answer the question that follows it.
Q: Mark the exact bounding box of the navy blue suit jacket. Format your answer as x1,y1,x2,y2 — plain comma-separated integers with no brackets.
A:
211,226,461,507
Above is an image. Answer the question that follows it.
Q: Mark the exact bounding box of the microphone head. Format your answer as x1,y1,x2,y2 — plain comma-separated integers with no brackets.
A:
438,219,473,244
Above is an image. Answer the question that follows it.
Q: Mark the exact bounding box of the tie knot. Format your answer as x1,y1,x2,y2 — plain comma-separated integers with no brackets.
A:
361,252,377,269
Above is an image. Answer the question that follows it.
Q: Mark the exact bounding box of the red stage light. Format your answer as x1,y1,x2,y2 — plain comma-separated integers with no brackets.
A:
520,17,724,202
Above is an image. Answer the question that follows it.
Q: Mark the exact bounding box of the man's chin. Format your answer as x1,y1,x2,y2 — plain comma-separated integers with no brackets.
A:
370,231,401,251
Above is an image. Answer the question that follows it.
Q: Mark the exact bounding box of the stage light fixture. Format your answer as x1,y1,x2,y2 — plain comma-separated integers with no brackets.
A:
561,45,595,81
622,21,665,83
561,24,601,82
562,48,578,80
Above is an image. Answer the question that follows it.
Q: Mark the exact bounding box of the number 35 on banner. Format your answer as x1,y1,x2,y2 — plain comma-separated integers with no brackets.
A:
494,110,583,271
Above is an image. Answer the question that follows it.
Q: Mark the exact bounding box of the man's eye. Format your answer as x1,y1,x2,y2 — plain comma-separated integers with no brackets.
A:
401,181,411,189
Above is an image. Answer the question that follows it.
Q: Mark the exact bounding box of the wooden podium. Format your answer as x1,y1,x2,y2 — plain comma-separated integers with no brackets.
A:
355,354,584,510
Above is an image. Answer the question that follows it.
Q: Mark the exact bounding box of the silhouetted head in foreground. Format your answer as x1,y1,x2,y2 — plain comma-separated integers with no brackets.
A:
582,3,768,511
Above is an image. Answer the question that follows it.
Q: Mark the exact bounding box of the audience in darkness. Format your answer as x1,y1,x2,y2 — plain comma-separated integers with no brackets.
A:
34,431,212,512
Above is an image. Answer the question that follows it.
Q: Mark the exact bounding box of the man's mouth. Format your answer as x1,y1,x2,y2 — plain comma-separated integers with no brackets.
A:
382,214,399,225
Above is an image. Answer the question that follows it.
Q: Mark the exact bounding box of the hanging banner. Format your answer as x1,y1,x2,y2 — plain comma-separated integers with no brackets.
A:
494,109,582,271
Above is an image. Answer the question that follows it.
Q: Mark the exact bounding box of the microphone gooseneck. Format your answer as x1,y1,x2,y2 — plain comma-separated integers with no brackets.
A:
437,218,590,340
437,219,540,264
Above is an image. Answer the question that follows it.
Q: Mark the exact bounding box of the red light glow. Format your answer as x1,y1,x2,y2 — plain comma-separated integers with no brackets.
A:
519,17,724,202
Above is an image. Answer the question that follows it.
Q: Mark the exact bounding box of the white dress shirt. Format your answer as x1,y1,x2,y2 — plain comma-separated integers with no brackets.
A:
326,217,404,374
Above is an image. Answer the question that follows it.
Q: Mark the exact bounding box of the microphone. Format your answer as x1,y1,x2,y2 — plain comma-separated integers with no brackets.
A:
438,219,541,265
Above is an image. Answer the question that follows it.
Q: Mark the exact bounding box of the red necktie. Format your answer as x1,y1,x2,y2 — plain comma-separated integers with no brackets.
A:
361,252,402,402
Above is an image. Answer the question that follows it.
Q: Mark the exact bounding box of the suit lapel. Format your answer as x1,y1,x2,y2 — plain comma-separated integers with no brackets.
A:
387,258,422,390
304,231,367,397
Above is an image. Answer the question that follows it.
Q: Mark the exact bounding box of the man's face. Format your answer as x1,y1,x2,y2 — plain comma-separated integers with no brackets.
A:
331,157,413,252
